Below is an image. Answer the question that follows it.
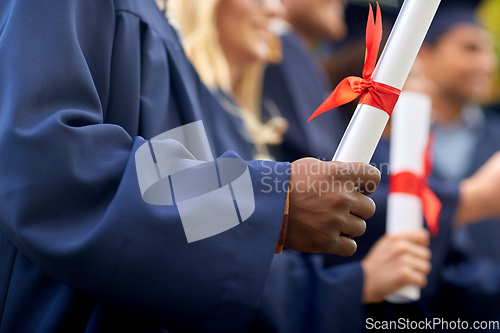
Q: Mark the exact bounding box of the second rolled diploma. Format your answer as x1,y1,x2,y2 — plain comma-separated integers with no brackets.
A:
385,91,432,303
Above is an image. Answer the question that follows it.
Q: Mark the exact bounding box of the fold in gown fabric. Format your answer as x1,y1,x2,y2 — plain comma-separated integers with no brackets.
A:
0,1,289,332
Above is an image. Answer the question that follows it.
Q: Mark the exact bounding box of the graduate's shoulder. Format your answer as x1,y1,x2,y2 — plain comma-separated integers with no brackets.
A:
279,32,313,63
0,0,115,24
113,0,178,45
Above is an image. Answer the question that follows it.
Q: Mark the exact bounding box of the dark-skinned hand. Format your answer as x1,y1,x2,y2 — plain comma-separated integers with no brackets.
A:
285,158,381,256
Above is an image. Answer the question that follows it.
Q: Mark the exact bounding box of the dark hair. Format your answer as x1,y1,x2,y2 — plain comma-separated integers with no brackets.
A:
424,6,479,46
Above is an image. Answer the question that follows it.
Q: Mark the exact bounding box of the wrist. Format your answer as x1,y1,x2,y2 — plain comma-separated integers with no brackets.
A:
361,261,383,304
275,185,290,254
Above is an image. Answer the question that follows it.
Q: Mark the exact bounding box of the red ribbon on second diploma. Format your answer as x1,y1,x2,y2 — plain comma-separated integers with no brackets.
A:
389,136,442,237
308,3,401,122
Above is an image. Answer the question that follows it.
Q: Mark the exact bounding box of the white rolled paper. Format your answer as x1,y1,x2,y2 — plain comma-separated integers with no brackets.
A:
385,91,432,303
333,0,441,163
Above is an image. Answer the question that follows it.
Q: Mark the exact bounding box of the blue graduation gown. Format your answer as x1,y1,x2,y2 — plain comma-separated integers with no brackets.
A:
0,1,289,332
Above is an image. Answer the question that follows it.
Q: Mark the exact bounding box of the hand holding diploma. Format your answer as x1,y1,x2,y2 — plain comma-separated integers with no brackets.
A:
362,229,431,304
285,158,381,257
385,89,440,302
362,88,436,304
366,75,436,302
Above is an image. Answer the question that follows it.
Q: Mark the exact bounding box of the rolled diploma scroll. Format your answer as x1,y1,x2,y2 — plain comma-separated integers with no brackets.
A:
385,91,432,303
333,0,441,163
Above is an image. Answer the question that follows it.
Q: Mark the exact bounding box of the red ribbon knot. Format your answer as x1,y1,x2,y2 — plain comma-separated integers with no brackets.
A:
353,79,374,93
389,136,442,237
308,3,401,122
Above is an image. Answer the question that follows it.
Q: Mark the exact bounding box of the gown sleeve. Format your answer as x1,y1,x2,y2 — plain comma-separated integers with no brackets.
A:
0,1,289,332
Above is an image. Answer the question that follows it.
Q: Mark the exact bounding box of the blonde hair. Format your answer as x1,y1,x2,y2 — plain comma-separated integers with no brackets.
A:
168,0,288,160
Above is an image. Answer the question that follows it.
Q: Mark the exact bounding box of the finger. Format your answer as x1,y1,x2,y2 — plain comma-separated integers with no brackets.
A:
350,191,377,220
400,267,428,288
393,240,432,261
331,234,358,257
357,176,381,196
340,214,367,239
341,162,382,193
401,254,432,274
390,229,430,248
323,162,381,193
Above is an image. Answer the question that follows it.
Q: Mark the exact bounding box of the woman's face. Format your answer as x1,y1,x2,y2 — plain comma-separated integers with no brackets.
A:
217,0,281,65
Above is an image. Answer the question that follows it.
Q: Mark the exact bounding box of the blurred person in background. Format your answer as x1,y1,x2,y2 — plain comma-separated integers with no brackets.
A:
418,1,500,324
169,0,288,160
261,0,347,162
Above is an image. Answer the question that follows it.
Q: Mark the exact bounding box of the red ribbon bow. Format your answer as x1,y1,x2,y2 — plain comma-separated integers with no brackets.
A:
389,135,442,237
308,3,401,122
